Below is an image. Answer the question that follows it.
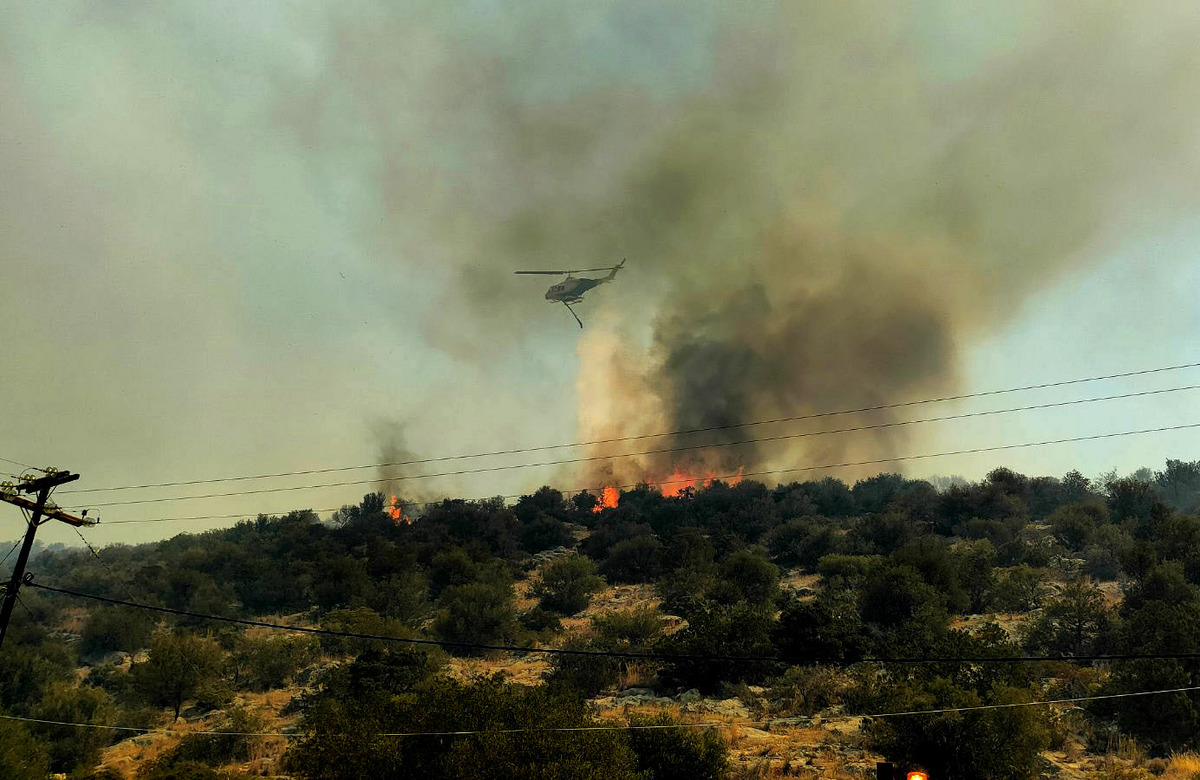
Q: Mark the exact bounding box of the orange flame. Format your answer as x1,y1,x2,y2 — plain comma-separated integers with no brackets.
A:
659,468,699,498
658,466,745,497
593,485,620,513
388,495,412,525
591,468,744,512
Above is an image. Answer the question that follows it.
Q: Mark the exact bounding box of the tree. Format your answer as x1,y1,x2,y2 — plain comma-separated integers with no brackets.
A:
131,631,225,719
427,546,478,597
712,548,779,607
601,535,665,583
433,581,520,651
286,674,643,780
1099,563,1200,751
990,565,1047,612
318,607,415,657
518,514,574,553
626,712,727,779
229,635,319,692
658,600,779,691
762,518,837,568
1023,578,1114,657
1048,502,1108,551
859,563,947,630
866,680,1049,780
308,555,373,611
532,554,605,615
30,682,119,773
0,716,49,780
775,589,868,664
80,606,154,657
1156,459,1200,511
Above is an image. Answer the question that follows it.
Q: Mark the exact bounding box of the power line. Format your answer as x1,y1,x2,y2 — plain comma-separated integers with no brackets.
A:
27,580,1200,665
71,526,144,605
0,455,37,471
60,360,1200,495
0,538,20,568
99,508,345,526
4,684,1199,738
69,420,1200,510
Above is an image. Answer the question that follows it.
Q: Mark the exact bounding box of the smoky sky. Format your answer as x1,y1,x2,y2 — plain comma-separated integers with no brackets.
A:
299,2,1200,482
4,2,1200,543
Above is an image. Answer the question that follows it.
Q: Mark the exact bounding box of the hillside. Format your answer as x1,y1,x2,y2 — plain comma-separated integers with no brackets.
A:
4,460,1200,778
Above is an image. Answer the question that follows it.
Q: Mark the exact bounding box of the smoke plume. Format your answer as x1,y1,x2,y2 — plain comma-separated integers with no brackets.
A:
303,3,1200,487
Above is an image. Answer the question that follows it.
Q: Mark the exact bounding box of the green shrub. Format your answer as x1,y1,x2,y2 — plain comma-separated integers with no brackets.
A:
593,607,664,646
286,674,643,779
626,712,728,780
532,554,605,615
0,716,49,780
150,706,267,768
519,606,563,633
866,681,1050,780
80,607,154,657
433,581,521,652
601,536,665,583
229,635,319,691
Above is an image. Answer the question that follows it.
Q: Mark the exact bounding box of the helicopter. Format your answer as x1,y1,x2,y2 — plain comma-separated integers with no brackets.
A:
514,259,626,328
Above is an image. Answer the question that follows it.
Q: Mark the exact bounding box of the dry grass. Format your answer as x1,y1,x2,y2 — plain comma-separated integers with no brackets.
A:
1163,753,1200,780
617,661,655,690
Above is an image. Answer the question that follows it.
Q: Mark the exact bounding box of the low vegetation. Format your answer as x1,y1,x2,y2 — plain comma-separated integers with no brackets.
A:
2,459,1200,778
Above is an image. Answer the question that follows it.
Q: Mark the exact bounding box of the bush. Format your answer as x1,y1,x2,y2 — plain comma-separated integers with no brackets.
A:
601,536,665,583
151,706,268,768
519,606,563,633
229,635,319,691
0,716,49,780
433,581,521,652
286,674,643,779
30,681,119,773
302,648,442,708
658,600,779,692
816,554,877,584
762,518,837,568
990,565,1047,612
131,632,225,719
593,607,664,646
318,607,414,657
866,681,1050,780
532,554,605,615
774,591,867,664
80,607,154,657
766,665,854,716
626,712,728,780
544,635,626,697
518,514,575,553
713,549,779,607
1049,502,1109,551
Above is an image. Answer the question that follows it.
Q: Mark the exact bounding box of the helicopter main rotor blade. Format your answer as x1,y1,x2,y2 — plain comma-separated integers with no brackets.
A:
514,265,622,275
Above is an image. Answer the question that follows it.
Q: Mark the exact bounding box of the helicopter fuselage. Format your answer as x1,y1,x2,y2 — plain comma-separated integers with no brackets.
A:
544,275,607,303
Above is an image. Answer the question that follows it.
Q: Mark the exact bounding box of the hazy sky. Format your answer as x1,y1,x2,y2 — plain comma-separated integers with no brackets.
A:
3,2,1200,547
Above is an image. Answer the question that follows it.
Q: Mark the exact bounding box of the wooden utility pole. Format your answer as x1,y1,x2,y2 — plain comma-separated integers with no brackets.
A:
0,468,94,650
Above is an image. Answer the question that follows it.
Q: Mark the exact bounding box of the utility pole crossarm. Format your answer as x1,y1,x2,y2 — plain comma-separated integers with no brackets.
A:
0,492,95,527
0,469,88,650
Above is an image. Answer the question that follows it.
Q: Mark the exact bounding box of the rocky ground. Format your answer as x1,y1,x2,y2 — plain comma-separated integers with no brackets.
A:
87,573,1194,778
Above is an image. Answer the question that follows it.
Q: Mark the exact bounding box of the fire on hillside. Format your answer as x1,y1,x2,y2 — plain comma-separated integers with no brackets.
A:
592,466,745,512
